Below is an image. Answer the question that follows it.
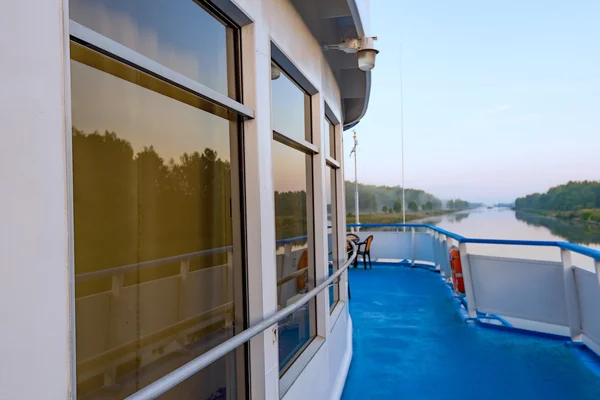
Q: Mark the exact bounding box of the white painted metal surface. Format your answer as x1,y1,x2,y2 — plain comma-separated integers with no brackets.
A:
468,255,569,326
1,1,72,399
574,267,600,346
414,232,436,264
353,231,412,260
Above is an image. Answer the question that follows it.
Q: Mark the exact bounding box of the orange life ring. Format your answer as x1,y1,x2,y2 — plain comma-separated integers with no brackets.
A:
449,248,465,294
297,251,309,292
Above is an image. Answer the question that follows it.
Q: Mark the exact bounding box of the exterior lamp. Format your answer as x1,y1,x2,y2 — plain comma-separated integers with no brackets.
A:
271,62,281,80
323,36,379,71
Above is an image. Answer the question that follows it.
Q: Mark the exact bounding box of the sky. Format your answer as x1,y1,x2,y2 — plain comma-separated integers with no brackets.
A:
346,0,600,204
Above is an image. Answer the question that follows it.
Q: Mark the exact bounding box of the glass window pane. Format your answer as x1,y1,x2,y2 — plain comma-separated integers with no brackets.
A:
325,117,336,159
158,346,244,400
71,52,242,399
272,140,315,373
271,65,311,142
70,0,236,99
327,167,339,310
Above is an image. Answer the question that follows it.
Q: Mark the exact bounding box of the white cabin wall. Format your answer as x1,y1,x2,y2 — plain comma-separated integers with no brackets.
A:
235,0,349,399
0,0,353,398
234,0,343,120
0,1,72,399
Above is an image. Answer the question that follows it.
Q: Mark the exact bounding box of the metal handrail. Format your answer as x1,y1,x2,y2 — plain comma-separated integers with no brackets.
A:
125,239,358,400
346,223,600,261
277,267,308,287
76,246,233,282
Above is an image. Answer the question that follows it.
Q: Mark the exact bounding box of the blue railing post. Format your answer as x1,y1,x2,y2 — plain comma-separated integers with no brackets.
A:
561,249,583,342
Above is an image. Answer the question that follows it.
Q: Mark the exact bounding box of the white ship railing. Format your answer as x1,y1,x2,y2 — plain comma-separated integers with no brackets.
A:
347,223,600,356
75,234,318,392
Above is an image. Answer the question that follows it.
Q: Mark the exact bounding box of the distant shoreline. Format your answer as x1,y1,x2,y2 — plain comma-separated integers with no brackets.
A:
516,208,600,227
346,209,457,225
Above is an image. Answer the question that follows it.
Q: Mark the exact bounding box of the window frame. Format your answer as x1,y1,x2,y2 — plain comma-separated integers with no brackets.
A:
67,1,251,399
270,53,319,377
324,104,343,314
68,16,253,120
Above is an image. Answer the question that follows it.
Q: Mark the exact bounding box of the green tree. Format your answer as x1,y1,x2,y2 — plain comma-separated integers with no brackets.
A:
393,199,403,213
447,200,455,210
515,181,600,211
388,208,393,214
382,205,389,213
424,201,433,210
345,182,443,214
408,201,419,212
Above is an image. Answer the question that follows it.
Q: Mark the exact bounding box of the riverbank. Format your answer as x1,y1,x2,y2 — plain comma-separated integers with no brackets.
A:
516,208,600,226
346,209,456,225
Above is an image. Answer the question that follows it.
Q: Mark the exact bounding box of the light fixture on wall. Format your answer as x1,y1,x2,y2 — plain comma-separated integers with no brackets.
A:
323,36,379,71
271,62,281,80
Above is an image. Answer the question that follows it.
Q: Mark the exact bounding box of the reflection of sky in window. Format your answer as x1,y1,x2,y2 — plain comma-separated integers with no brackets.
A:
323,119,331,158
328,119,336,159
71,60,230,163
271,70,308,141
70,0,230,96
272,141,308,193
326,166,334,224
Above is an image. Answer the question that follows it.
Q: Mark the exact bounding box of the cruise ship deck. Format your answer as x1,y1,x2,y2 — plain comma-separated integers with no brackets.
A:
343,265,600,399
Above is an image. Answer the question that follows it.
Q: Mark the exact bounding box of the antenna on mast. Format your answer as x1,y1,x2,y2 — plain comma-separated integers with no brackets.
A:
400,43,406,229
352,131,360,227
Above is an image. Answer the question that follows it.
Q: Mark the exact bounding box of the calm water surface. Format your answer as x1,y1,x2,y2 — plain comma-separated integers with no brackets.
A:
417,207,600,271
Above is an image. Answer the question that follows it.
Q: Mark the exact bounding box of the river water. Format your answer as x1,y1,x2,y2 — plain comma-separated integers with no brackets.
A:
417,207,600,271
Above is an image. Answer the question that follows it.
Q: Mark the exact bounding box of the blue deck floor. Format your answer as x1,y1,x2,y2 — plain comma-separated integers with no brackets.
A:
342,266,600,400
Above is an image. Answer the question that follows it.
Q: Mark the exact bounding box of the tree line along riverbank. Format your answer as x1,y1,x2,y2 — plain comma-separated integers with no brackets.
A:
514,181,600,225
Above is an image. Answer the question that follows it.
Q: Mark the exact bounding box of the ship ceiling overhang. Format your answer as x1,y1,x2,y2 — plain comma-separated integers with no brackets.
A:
290,0,372,129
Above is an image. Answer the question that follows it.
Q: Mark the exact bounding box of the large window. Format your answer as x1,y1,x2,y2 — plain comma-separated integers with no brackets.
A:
70,3,246,399
271,63,316,374
70,0,238,99
325,116,340,311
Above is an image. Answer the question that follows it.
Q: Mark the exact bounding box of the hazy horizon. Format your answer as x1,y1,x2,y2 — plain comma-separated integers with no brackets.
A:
345,0,600,204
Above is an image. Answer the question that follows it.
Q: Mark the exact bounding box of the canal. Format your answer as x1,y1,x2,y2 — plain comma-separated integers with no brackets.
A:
417,207,600,272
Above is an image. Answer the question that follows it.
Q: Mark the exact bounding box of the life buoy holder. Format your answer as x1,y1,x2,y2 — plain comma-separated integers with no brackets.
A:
449,248,465,294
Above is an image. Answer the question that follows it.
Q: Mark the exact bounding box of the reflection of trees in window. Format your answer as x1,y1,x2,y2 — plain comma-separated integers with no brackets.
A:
274,190,308,241
73,128,232,293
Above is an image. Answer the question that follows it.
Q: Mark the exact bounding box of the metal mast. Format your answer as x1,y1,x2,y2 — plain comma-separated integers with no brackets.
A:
400,43,406,227
353,131,359,226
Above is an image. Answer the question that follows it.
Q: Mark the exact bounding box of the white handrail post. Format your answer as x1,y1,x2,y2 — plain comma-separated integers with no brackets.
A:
561,249,582,342
432,231,441,272
225,251,234,328
411,227,416,266
458,242,477,319
439,234,448,280
445,235,453,281
595,259,600,288
180,259,190,280
111,274,124,297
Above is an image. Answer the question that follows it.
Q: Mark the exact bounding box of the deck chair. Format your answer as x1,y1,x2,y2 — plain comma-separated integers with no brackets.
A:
357,235,374,269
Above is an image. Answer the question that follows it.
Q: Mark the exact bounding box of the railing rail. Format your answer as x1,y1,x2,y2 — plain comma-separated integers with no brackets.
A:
347,222,600,348
125,240,358,400
77,236,312,283
76,246,233,282
346,223,600,260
